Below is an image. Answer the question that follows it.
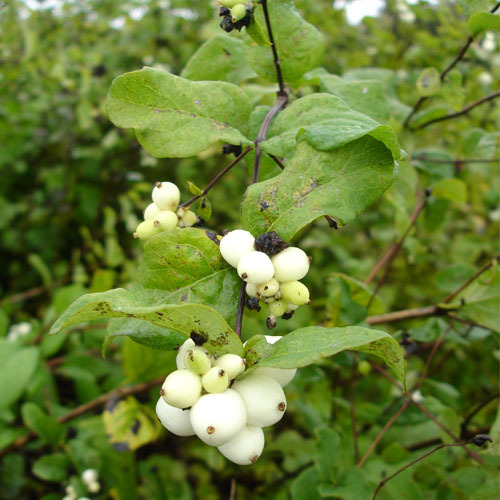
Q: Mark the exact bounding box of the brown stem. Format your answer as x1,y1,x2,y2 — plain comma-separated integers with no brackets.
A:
461,392,500,438
229,477,236,500
1,285,49,305
234,281,247,337
366,305,439,325
181,146,252,208
0,376,164,458
412,91,500,131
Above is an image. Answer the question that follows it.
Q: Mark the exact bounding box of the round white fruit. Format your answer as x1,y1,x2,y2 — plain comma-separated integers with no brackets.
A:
246,283,258,298
152,181,180,211
215,353,246,380
253,366,297,387
154,210,178,231
189,389,247,446
81,468,98,485
218,425,265,465
271,247,310,282
219,230,256,268
232,374,286,427
257,278,280,297
238,251,274,285
134,220,161,241
202,367,229,393
176,339,195,369
179,210,198,228
144,203,161,221
88,482,100,494
155,397,195,436
161,369,202,409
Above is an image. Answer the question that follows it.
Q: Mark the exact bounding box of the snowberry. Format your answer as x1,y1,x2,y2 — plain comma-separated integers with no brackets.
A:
202,367,229,393
161,369,202,409
176,338,195,369
190,389,247,446
155,397,195,436
238,251,274,285
81,469,98,485
232,374,286,427
88,482,100,494
246,283,258,298
184,348,211,375
179,210,198,228
144,202,161,221
219,230,256,268
134,220,162,241
218,425,265,465
253,366,297,387
257,278,280,297
280,281,310,306
271,247,310,282
219,0,242,7
152,181,180,211
215,353,246,380
268,300,287,317
231,3,247,22
154,210,178,231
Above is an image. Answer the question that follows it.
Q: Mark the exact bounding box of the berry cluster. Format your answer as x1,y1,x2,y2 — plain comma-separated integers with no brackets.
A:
156,336,296,465
134,181,198,241
62,469,100,500
218,0,251,33
220,230,311,328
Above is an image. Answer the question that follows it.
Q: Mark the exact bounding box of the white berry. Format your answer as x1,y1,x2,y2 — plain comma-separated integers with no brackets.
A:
232,374,286,427
161,369,202,409
271,247,310,282
155,397,195,436
238,251,274,285
88,482,100,494
254,366,297,387
202,367,229,393
190,389,247,446
81,468,98,485
218,425,265,465
219,230,256,268
257,278,280,297
144,203,161,221
152,181,180,211
134,220,161,241
179,210,198,228
246,283,258,298
154,210,178,231
215,354,246,380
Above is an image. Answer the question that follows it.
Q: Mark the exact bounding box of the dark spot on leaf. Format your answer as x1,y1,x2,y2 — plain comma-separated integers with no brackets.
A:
206,231,220,245
105,395,120,412
181,293,188,302
131,419,141,435
260,202,270,211
113,442,129,452
190,331,207,345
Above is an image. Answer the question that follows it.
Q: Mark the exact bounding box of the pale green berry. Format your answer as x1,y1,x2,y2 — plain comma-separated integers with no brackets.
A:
271,247,310,282
202,367,229,393
231,3,247,22
176,338,195,369
268,300,287,317
215,354,246,380
189,389,247,446
144,203,161,221
218,425,265,465
358,360,371,375
280,281,310,306
134,220,162,241
179,210,198,228
220,230,256,268
219,0,242,7
185,349,212,375
81,469,98,485
154,210,178,231
232,374,286,427
264,296,276,304
152,181,180,211
88,482,100,494
257,278,280,297
238,251,274,285
161,369,202,409
286,303,299,311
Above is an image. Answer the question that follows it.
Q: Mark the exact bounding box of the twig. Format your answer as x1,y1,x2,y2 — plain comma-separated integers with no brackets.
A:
229,477,236,500
349,365,360,463
234,281,247,337
407,426,490,451
181,146,252,208
461,392,500,438
412,91,500,130
411,155,500,165
0,376,164,458
372,442,473,499
365,189,432,308
1,285,49,305
260,0,285,96
403,2,500,128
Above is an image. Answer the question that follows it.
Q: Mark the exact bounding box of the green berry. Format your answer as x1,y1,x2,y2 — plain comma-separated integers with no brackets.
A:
358,360,371,375
180,210,198,228
257,278,280,297
202,367,229,393
268,300,287,317
231,4,247,22
219,0,242,7
185,349,212,375
280,281,310,306
134,220,162,241
154,210,178,231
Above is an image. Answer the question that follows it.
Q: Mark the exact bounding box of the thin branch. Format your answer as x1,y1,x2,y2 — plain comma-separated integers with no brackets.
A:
403,1,500,128
461,392,500,438
412,91,500,130
260,0,285,96
234,281,247,337
0,376,164,458
407,426,490,451
411,155,500,165
365,189,432,308
229,478,236,500
181,146,252,208
1,285,49,305
372,442,473,499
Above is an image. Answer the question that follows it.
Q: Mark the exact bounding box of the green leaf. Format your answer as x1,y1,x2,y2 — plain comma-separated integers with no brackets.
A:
21,403,65,446
315,427,342,481
241,137,397,240
188,181,203,196
244,0,323,83
318,467,371,499
260,93,400,159
459,0,492,17
136,228,240,323
432,178,468,203
0,347,39,411
180,35,257,84
50,288,243,355
106,67,252,158
32,454,70,482
291,465,323,500
468,12,500,36
249,326,406,384
434,264,476,292
417,68,441,97
246,14,271,47
103,396,162,452
197,197,212,220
